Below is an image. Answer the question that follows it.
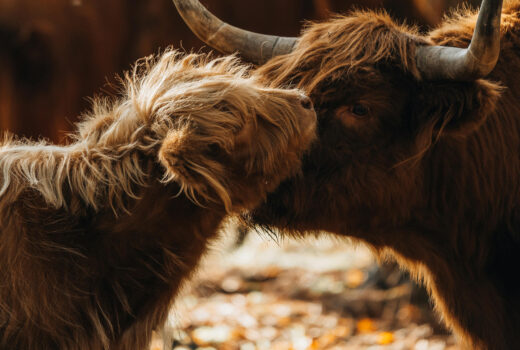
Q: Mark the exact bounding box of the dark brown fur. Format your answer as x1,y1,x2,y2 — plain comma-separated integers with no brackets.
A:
248,2,520,349
0,51,316,350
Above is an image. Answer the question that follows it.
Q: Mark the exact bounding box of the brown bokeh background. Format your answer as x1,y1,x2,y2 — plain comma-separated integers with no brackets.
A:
0,0,481,142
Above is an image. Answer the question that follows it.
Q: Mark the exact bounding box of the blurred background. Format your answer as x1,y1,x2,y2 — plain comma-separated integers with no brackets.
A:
162,228,458,350
0,1,482,349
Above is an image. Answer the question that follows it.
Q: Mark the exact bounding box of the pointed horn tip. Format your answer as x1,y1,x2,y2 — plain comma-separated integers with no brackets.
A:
416,0,503,81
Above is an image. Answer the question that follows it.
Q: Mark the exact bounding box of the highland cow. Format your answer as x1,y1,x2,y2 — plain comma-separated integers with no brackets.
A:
0,50,316,350
175,0,520,349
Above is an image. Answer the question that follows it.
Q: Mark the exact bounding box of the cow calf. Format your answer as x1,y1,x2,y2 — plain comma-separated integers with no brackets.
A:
0,50,316,350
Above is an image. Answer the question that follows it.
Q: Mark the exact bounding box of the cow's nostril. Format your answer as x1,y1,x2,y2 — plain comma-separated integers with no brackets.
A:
300,96,313,110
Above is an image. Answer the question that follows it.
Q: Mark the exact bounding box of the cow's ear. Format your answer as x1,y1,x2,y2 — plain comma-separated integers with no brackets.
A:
158,127,231,208
158,128,202,188
412,80,502,137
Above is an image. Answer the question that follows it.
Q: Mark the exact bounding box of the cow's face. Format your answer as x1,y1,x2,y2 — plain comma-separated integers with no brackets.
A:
247,12,501,234
113,52,317,213
158,78,317,213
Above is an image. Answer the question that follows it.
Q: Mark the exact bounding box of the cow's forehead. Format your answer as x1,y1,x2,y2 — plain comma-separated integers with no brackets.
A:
261,11,424,95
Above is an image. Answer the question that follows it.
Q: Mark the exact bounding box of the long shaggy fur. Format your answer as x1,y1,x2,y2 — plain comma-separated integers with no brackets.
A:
0,49,316,350
248,2,520,349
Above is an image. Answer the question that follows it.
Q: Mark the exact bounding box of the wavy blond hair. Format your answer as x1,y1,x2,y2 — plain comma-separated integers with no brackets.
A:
0,49,308,214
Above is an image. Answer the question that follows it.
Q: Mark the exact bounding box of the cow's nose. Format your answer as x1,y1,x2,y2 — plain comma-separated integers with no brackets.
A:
299,95,313,110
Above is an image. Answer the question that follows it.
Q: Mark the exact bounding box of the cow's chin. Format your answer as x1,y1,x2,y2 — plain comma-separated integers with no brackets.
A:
245,176,307,233
245,144,345,234
246,201,288,232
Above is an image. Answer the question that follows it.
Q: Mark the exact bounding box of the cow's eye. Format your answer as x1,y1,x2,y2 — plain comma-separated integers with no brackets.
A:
334,105,371,127
351,104,369,118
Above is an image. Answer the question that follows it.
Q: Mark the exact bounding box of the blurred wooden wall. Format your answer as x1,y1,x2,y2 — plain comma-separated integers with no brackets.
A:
0,0,482,142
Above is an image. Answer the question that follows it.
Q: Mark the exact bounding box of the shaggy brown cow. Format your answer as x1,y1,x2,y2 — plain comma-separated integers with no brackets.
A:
0,50,316,350
175,0,520,349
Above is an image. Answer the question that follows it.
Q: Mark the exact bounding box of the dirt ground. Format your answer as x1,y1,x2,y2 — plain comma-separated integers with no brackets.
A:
152,223,461,350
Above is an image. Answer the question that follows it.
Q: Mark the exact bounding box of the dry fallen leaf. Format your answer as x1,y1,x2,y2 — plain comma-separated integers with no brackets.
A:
356,318,377,334
378,331,395,345
345,269,366,288
191,326,233,345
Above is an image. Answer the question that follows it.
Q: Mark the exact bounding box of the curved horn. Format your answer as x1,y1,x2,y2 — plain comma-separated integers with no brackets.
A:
416,0,503,81
172,0,298,65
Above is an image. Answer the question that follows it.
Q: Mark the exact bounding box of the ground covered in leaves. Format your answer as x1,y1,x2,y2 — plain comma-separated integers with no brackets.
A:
152,225,461,350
